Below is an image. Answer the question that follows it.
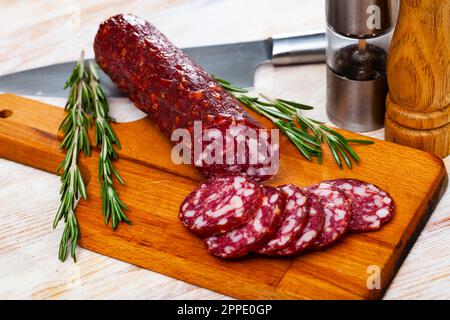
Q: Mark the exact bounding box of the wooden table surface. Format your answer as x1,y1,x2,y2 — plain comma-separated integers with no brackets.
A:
0,0,448,299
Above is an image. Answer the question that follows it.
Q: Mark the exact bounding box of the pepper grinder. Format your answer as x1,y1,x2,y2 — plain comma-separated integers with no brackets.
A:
385,0,450,158
326,0,399,132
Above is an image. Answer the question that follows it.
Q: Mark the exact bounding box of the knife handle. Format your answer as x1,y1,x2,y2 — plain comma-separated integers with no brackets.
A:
270,32,326,66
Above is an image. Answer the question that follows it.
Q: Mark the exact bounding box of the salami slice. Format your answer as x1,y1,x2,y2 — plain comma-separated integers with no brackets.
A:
324,179,395,232
179,176,262,237
272,191,325,256
255,185,309,254
308,182,352,250
205,187,285,259
94,14,277,182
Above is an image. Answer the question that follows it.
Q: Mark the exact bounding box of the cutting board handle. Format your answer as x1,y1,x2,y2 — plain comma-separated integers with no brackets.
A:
0,94,67,174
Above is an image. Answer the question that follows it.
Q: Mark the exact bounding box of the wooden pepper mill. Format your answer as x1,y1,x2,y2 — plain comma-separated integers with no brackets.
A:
385,0,450,158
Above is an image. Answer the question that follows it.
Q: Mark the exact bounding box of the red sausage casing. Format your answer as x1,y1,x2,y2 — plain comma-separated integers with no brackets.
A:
94,14,276,181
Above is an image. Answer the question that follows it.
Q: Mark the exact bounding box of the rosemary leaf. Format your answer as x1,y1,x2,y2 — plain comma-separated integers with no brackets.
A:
346,139,375,145
276,98,314,110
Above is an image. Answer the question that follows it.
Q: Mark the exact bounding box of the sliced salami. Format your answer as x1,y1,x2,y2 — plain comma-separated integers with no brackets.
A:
255,185,309,255
205,186,285,259
324,179,395,232
308,182,352,250
198,118,278,182
179,176,262,237
272,191,325,256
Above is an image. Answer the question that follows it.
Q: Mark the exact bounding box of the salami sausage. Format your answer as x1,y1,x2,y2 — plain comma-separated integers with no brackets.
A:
307,182,352,249
179,176,262,237
205,186,285,258
272,191,325,256
324,179,395,232
255,185,309,254
94,14,276,181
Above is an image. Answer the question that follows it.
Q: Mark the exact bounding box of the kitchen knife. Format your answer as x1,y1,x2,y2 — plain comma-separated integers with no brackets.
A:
0,31,326,97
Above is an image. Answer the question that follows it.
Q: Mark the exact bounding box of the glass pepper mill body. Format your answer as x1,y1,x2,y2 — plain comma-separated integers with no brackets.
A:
326,0,399,132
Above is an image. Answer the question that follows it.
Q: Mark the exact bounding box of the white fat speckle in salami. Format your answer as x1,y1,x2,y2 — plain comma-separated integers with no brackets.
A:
376,208,389,218
246,236,256,245
354,186,367,196
253,216,263,232
243,189,255,197
207,205,232,218
206,193,219,202
230,196,243,208
256,185,309,255
184,210,195,218
296,196,306,206
335,209,347,221
179,176,262,237
342,183,353,190
323,179,395,232
282,218,296,233
205,187,284,258
278,235,290,246
371,220,381,228
374,197,382,207
194,216,207,228
230,231,243,243
286,200,296,211
269,194,279,204
316,188,332,197
334,197,344,206
363,215,378,222
300,230,317,243
284,187,294,197
318,182,332,189
235,208,244,218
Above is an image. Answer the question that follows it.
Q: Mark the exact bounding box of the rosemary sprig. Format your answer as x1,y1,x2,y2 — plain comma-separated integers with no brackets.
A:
54,52,91,262
214,76,374,168
54,52,129,262
88,62,130,229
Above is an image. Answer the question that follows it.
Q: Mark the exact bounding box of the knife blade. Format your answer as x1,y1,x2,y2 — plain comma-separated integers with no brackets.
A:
0,31,325,97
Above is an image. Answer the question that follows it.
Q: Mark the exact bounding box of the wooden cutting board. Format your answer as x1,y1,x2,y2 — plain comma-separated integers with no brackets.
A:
0,93,447,300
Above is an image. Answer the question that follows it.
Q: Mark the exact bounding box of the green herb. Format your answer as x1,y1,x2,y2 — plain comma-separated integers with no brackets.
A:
54,51,91,262
54,52,129,262
88,62,130,229
214,76,374,168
